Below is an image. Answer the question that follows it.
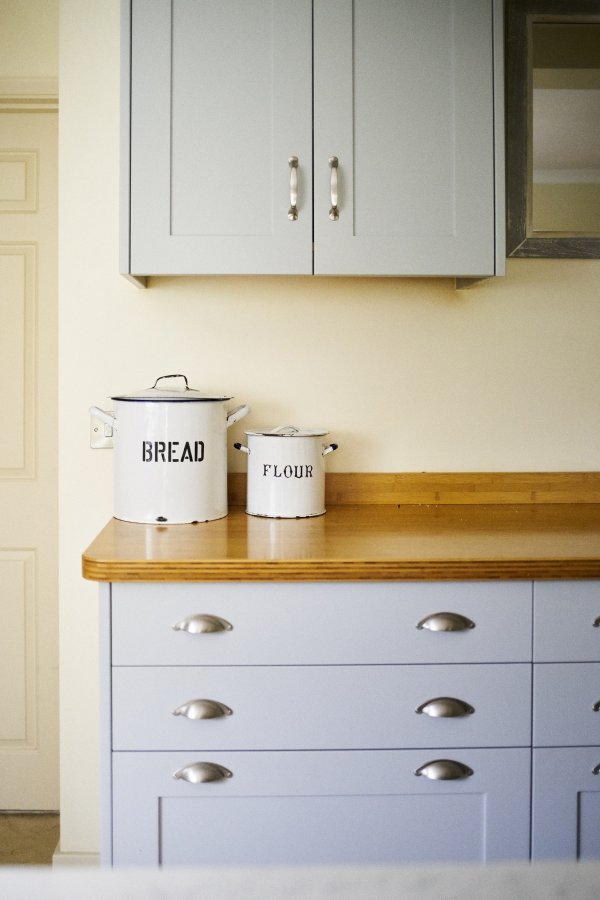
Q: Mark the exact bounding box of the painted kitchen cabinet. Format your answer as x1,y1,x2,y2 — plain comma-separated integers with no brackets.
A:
532,581,600,859
121,0,505,280
100,581,532,866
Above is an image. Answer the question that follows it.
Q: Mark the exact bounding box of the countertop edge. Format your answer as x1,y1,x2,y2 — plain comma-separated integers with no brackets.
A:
82,558,600,583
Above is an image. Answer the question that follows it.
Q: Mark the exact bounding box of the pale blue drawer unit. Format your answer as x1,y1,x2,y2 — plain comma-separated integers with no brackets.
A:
100,580,533,866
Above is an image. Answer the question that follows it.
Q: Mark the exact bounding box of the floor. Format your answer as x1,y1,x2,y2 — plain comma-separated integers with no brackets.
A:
0,813,60,865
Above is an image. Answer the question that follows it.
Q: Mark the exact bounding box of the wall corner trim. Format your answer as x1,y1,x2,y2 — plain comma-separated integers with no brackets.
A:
52,848,100,868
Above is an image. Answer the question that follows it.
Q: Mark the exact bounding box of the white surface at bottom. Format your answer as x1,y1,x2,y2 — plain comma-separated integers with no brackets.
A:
1,863,600,900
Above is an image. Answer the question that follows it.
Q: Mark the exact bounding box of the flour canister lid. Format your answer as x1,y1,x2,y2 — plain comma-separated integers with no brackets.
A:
245,425,329,437
111,374,233,402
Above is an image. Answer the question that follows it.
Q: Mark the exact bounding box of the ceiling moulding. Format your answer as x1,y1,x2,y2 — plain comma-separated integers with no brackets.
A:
0,78,58,112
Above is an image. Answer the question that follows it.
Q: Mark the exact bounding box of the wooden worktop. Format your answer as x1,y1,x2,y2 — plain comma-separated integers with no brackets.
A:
82,482,600,582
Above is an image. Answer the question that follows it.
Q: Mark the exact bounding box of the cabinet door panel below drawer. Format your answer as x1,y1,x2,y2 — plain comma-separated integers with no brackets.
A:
159,794,480,866
533,747,600,860
112,663,531,750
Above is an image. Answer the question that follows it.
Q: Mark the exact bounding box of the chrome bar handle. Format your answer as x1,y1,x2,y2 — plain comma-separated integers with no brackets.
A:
329,156,339,220
288,156,298,220
173,762,233,784
172,614,233,634
415,759,474,781
416,697,475,718
173,699,233,720
416,612,475,632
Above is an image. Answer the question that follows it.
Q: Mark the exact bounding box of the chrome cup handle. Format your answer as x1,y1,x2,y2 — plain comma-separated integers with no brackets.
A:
415,759,474,781
173,699,233,720
172,614,233,634
416,697,475,718
173,762,233,784
416,612,475,632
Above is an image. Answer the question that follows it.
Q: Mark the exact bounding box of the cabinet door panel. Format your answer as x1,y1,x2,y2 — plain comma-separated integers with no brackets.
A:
313,0,499,276
112,749,531,865
111,581,532,666
112,663,531,751
128,0,312,274
159,794,482,866
534,581,600,662
533,747,600,860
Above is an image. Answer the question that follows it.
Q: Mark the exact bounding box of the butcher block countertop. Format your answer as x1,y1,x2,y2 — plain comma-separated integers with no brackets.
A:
82,473,600,583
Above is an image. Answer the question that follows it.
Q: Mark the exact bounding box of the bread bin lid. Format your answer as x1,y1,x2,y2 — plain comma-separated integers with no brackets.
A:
111,374,233,402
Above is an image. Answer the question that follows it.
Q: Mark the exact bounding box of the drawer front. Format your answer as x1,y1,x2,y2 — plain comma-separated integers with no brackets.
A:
534,581,600,662
111,581,532,665
112,663,532,750
534,663,600,746
111,748,531,865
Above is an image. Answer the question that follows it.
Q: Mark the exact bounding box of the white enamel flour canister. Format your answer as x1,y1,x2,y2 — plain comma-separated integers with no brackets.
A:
90,374,249,524
234,425,338,518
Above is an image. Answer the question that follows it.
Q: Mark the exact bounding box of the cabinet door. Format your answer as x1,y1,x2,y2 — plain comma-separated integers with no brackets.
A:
533,747,600,860
313,0,502,276
112,749,530,865
127,0,313,275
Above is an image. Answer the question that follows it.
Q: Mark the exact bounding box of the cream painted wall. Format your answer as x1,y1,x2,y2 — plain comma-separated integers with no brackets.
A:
57,0,600,854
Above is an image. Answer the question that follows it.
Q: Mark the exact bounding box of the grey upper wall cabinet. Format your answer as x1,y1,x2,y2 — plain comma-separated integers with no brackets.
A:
121,0,505,281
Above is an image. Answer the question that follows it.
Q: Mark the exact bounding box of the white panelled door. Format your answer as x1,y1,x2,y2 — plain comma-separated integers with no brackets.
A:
0,110,58,809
